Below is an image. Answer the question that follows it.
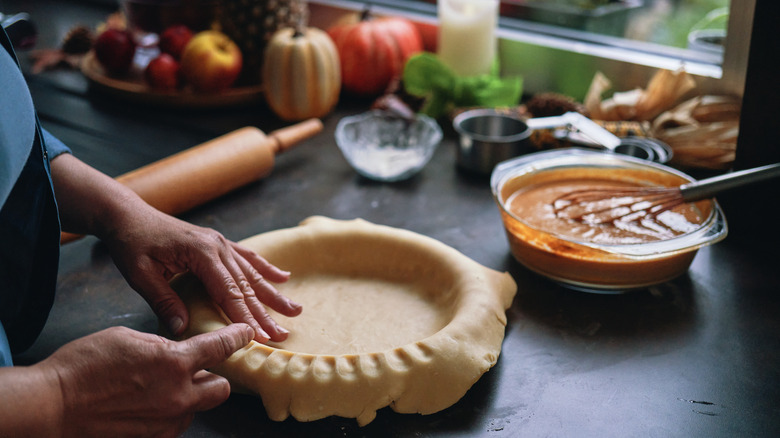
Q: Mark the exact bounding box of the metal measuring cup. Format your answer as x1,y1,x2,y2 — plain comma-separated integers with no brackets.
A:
453,108,533,174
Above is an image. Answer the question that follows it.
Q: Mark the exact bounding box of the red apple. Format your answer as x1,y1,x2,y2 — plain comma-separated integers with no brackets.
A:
159,24,193,60
145,53,180,90
179,30,242,92
93,28,136,75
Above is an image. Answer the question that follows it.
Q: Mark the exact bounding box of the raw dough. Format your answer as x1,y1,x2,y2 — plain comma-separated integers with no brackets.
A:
173,216,517,425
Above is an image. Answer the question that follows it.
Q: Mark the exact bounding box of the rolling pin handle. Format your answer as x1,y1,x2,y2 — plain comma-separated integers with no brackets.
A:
269,118,324,154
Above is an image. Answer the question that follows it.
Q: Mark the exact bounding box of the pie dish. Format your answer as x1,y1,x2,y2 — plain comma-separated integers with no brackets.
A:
173,216,517,425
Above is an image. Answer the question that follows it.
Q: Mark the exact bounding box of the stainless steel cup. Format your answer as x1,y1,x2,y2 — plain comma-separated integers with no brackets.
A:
453,109,532,174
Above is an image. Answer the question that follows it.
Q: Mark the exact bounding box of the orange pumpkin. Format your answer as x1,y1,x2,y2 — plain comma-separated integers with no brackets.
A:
327,12,423,96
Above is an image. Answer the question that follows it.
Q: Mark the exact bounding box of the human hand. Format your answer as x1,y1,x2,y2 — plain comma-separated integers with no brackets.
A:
48,154,300,342
39,324,255,438
102,208,302,343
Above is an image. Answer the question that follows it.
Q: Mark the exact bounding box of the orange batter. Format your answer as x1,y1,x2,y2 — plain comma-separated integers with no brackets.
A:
505,178,705,245
496,166,716,290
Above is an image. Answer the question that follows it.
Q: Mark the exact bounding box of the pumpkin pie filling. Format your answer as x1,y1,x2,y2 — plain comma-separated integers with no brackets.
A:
495,165,719,290
505,177,705,245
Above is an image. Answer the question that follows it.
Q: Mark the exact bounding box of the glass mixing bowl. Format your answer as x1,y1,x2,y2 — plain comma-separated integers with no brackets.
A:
335,110,442,182
491,148,728,292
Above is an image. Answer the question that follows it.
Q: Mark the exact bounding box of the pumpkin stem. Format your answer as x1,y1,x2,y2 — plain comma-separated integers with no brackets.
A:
294,6,310,37
360,4,372,21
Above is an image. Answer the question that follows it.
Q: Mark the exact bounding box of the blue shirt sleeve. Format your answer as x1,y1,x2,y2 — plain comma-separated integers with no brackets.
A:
0,320,12,367
41,127,72,159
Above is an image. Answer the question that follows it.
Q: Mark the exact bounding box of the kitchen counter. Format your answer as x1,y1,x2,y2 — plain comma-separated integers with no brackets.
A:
5,1,780,436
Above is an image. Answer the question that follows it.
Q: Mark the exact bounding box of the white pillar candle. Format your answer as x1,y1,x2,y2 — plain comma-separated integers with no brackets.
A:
437,0,499,77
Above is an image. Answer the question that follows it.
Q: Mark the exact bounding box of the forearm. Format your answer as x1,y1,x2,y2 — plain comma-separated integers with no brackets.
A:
0,365,63,437
49,154,153,240
48,153,299,342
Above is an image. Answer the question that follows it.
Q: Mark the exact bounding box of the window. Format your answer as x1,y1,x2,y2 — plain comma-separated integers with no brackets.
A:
311,0,753,99
500,1,731,51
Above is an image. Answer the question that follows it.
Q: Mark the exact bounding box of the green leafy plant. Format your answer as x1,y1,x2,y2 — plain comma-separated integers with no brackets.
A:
402,52,523,118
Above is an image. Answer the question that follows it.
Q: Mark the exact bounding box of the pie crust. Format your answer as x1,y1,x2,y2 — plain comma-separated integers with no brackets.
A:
173,216,517,425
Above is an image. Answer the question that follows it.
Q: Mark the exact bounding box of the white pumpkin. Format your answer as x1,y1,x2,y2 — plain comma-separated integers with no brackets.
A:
263,27,341,121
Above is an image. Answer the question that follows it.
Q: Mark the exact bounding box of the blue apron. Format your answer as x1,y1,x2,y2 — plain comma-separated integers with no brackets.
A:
1,27,63,362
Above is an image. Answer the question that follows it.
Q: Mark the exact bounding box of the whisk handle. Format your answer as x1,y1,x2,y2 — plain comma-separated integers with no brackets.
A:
680,162,780,202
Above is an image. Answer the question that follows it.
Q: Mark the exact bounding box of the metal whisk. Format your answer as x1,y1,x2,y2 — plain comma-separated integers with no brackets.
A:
553,162,780,224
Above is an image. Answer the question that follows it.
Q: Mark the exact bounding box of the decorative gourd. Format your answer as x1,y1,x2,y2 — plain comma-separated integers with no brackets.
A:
327,11,423,96
262,27,341,121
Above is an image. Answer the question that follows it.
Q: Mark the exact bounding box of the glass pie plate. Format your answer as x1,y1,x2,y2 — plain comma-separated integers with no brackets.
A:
490,148,728,293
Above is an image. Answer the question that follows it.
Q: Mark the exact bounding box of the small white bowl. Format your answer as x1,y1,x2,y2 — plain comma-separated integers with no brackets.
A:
335,110,442,182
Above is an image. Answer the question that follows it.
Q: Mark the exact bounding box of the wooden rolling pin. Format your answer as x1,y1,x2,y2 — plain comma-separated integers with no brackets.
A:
61,118,323,244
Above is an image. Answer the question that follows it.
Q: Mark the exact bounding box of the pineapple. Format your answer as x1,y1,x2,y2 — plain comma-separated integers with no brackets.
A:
219,0,309,83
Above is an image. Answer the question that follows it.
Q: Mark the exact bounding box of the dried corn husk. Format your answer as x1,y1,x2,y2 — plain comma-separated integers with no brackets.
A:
653,95,741,129
652,95,741,170
584,69,696,122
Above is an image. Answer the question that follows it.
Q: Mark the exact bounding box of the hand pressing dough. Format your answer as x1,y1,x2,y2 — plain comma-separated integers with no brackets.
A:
173,216,517,425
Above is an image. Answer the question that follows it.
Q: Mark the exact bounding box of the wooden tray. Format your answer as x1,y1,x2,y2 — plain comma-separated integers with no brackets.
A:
80,51,264,109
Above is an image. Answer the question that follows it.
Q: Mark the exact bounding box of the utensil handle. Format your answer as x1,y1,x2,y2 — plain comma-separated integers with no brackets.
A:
563,112,622,150
269,118,323,154
525,112,622,149
680,162,780,201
